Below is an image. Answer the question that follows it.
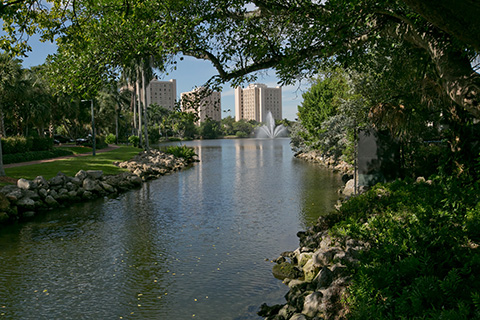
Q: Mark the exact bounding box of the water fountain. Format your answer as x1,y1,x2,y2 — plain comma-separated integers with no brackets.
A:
257,111,288,138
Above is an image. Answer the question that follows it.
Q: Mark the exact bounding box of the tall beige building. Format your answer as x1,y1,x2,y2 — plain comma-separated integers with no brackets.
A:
146,78,177,111
235,83,282,122
181,87,222,124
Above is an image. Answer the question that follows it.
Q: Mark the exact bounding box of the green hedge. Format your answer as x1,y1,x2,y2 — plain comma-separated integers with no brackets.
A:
3,149,74,164
2,137,54,154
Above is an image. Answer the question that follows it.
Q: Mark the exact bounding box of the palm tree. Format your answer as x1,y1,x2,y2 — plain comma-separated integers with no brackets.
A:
0,53,24,176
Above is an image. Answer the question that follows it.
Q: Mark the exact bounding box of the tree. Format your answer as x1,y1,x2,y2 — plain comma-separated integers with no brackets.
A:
297,68,350,146
3,0,479,119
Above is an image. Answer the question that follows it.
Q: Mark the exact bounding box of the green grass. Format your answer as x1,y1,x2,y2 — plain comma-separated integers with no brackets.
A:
55,145,93,155
5,146,141,181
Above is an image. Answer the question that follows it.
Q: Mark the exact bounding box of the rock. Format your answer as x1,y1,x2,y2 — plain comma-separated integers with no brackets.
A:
257,303,284,318
100,182,115,193
313,248,337,267
0,193,11,212
38,188,48,198
86,170,103,179
17,178,37,190
33,176,48,188
83,178,98,192
49,172,66,186
314,266,334,289
70,177,82,186
290,313,308,320
65,182,76,191
23,190,40,201
75,170,88,181
128,175,142,185
82,191,94,199
302,291,324,318
68,191,77,198
1,184,19,194
342,179,355,197
44,195,59,206
272,262,303,280
303,258,321,282
6,189,23,202
49,189,58,199
17,197,35,209
298,252,313,267
278,304,296,320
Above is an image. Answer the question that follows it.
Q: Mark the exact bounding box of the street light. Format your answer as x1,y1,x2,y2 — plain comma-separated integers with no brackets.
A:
81,99,96,156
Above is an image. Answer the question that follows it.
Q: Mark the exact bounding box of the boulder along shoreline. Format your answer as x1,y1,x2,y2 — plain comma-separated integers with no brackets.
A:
259,151,357,320
0,149,197,226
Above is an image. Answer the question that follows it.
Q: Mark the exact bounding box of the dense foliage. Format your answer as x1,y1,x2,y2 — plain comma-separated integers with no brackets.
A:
2,136,53,154
328,175,480,318
162,145,197,163
2,149,73,164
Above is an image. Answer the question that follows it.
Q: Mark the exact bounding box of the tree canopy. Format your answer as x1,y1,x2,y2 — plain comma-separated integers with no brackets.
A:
1,0,478,120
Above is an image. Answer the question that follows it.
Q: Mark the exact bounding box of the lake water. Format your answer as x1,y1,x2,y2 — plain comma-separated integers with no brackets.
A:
0,138,342,319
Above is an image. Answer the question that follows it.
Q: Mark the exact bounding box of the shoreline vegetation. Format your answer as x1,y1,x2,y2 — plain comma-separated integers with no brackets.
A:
0,146,198,226
259,151,480,319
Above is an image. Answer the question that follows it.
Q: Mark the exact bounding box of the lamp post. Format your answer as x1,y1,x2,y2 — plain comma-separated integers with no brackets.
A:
81,99,96,156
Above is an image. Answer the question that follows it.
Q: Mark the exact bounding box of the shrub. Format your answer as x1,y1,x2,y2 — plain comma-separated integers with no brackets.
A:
128,135,140,147
163,145,197,163
332,179,480,319
30,137,54,152
236,131,248,138
2,136,53,154
3,149,74,164
2,137,29,154
105,133,116,144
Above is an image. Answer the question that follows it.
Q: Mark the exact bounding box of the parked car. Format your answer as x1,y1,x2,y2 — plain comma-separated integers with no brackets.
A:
75,137,90,145
54,135,74,143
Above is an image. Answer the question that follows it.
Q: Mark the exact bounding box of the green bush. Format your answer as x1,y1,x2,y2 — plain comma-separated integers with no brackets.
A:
2,136,53,154
3,149,74,164
30,137,54,152
235,131,248,138
105,133,116,144
163,145,197,163
331,179,480,319
128,135,140,147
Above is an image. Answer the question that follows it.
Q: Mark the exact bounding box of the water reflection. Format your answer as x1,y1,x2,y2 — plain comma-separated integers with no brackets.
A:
0,138,342,319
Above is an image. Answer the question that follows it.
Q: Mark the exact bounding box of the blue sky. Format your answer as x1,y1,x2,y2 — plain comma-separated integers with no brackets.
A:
19,33,308,121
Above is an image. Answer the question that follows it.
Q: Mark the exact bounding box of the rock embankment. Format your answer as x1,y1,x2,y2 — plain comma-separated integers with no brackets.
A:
259,216,369,320
0,150,195,225
295,151,352,175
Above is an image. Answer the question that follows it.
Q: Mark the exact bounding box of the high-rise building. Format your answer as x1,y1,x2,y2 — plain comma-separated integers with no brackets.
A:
146,79,177,111
235,83,282,122
181,87,222,124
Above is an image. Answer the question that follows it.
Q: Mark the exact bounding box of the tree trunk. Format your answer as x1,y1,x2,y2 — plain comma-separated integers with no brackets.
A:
142,67,150,151
136,68,143,147
132,84,137,136
402,0,480,52
115,102,119,144
389,21,480,119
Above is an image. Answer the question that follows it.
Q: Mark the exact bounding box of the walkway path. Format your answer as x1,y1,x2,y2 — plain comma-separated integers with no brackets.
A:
4,145,120,169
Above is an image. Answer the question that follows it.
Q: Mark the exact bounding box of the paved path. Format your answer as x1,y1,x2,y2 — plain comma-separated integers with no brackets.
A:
4,145,120,168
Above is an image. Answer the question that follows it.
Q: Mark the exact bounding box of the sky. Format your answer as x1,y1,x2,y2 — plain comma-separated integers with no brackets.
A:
18,34,309,121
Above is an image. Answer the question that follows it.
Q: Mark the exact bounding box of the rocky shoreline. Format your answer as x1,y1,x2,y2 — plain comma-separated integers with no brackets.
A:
258,151,358,320
0,149,196,225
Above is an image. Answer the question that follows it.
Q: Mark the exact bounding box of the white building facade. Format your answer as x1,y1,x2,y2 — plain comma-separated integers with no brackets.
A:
146,79,177,111
181,87,222,124
235,83,282,122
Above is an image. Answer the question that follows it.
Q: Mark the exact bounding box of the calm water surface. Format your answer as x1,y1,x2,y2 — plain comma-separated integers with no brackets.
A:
0,138,342,319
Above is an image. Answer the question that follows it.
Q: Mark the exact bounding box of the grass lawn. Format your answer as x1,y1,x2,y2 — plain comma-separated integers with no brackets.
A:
55,145,93,155
4,146,141,181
